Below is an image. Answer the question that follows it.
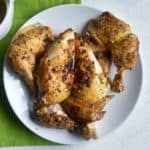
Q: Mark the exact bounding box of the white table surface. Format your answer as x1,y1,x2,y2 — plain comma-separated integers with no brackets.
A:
1,0,150,149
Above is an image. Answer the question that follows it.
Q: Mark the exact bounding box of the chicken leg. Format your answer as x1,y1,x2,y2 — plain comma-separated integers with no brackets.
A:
86,12,139,92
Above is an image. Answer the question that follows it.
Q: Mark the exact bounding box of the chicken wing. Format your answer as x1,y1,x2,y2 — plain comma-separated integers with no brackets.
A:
86,12,139,92
8,23,53,89
36,29,75,105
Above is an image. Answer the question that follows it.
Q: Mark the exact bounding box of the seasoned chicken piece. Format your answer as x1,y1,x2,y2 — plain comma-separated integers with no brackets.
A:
8,23,53,89
73,42,109,103
87,12,131,48
34,103,76,129
36,29,75,105
62,39,113,138
62,95,112,123
86,12,139,92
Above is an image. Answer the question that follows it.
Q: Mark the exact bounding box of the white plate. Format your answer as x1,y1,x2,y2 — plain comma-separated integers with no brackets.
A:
3,4,143,144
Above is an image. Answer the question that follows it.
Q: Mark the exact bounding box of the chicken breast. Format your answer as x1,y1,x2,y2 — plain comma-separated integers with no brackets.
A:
111,33,139,69
73,42,109,103
62,39,113,138
62,39,111,123
8,23,53,89
62,96,112,123
36,29,75,105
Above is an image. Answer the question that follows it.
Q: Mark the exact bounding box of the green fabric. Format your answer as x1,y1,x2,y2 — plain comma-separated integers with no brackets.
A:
0,0,81,147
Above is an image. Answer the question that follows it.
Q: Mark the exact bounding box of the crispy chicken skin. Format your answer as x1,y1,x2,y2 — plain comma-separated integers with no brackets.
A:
62,38,113,138
36,29,75,105
86,12,139,92
34,29,76,129
34,103,76,129
8,11,139,139
111,33,139,69
62,95,112,123
8,23,53,89
72,42,110,103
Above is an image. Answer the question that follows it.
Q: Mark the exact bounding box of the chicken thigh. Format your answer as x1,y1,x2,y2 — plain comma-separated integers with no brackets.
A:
8,23,53,89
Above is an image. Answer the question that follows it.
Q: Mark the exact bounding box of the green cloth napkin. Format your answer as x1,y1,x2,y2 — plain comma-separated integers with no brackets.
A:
0,0,81,147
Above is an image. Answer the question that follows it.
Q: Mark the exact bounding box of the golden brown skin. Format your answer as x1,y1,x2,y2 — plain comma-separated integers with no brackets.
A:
111,33,139,69
34,103,76,130
62,38,113,139
86,12,139,92
36,29,75,105
111,33,139,92
72,42,110,103
62,96,112,123
8,23,53,89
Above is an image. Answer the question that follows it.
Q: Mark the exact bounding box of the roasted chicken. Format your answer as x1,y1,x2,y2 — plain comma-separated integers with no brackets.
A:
86,12,139,92
34,29,76,129
83,121,99,139
8,23,53,89
36,29,75,105
62,37,113,138
8,11,139,139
